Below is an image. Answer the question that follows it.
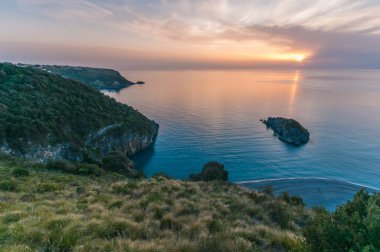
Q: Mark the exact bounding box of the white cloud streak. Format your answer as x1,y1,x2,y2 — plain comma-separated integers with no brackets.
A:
2,0,380,68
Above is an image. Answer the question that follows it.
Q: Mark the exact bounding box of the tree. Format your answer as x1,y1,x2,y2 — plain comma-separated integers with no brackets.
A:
189,161,228,182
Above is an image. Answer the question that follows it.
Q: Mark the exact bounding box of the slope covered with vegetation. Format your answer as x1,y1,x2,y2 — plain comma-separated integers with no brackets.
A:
0,155,309,252
0,156,379,251
305,189,380,251
0,63,158,162
34,65,135,90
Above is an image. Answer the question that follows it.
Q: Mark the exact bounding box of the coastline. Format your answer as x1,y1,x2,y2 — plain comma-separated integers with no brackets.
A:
237,177,378,211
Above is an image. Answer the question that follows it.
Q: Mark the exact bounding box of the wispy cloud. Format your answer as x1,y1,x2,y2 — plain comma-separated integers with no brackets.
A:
1,0,380,69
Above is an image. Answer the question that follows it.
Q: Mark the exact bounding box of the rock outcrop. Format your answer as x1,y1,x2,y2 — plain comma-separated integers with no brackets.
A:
85,122,159,161
262,117,310,146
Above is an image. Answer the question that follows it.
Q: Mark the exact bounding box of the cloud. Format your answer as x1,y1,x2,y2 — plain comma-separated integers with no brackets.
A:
249,25,380,68
3,0,380,69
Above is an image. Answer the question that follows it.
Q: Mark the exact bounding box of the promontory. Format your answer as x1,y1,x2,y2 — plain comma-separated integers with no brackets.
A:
0,63,158,162
24,64,135,91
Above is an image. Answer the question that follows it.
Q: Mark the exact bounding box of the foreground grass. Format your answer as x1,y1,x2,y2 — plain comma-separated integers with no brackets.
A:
0,159,309,252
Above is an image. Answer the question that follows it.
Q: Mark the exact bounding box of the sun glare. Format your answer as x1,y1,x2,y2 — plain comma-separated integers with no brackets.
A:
294,55,305,62
269,53,309,63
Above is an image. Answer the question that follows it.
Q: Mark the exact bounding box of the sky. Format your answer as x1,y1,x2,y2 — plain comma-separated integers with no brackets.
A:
1,0,380,70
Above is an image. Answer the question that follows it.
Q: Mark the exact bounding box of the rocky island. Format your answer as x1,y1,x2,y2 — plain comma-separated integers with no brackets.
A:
26,64,135,91
262,117,310,146
0,63,158,162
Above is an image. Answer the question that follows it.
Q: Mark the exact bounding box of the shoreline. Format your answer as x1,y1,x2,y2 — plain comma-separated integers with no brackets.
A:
237,177,378,211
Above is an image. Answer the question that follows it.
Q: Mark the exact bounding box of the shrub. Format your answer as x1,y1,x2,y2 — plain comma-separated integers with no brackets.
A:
259,185,274,196
207,219,227,234
76,163,105,176
46,159,105,176
267,201,291,228
304,189,380,251
111,181,138,195
75,186,86,194
279,192,305,207
108,200,124,209
36,182,61,193
189,161,228,182
102,152,135,175
46,159,76,173
11,168,30,178
0,180,17,191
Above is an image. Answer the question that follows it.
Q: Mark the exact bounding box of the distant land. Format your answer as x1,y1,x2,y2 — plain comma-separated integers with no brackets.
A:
17,63,135,91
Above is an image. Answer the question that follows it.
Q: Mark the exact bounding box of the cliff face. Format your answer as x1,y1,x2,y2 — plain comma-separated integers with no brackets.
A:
85,122,159,161
1,123,158,163
0,63,158,162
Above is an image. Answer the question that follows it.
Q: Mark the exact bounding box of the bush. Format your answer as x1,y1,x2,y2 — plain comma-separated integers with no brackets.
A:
279,192,305,207
76,163,105,176
46,159,76,173
12,168,30,178
46,159,105,176
304,189,380,251
0,180,17,191
36,182,61,193
102,152,141,177
207,219,227,234
259,185,274,196
190,161,228,181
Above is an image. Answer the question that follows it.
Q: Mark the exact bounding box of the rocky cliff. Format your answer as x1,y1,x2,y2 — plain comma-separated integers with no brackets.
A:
0,63,158,162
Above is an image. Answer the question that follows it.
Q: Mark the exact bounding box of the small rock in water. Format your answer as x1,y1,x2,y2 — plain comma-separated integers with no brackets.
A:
262,117,310,146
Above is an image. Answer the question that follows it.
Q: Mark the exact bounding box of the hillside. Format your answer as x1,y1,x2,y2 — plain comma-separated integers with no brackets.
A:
32,65,134,90
0,155,378,251
0,156,309,251
0,63,158,162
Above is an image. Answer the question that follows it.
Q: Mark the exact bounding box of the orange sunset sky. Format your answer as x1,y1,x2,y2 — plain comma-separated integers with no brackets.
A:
1,0,380,70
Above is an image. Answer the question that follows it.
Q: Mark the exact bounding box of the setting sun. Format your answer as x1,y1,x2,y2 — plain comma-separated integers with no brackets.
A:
269,53,309,63
295,55,305,62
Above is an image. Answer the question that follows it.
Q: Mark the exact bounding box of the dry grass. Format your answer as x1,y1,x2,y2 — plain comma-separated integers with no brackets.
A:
0,158,310,251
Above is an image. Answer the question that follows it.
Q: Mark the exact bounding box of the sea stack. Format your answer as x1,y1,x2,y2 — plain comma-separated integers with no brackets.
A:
262,117,310,146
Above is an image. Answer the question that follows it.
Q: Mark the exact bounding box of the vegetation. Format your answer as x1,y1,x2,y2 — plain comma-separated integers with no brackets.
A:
189,161,228,181
46,159,106,177
0,154,378,251
0,63,157,160
0,62,378,251
33,64,135,90
304,189,380,251
0,156,310,251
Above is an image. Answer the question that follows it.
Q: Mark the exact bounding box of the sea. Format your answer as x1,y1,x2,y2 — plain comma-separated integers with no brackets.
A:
104,69,380,210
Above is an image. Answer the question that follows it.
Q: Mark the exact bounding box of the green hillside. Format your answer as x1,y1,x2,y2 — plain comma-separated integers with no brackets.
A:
0,63,158,162
35,65,135,90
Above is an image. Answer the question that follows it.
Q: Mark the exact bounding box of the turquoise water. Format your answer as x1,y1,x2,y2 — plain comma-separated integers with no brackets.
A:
105,69,380,209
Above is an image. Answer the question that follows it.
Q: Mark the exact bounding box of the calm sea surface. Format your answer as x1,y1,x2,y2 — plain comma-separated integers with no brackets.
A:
105,70,380,210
